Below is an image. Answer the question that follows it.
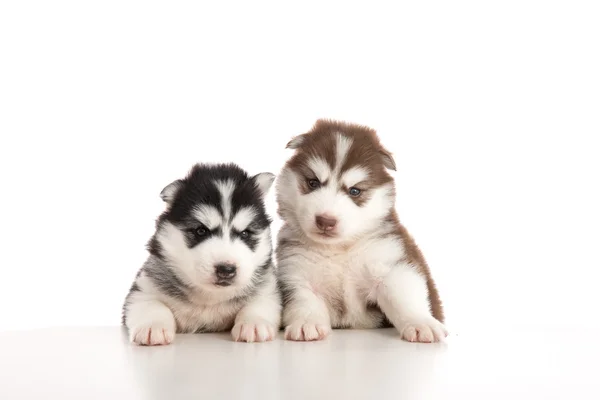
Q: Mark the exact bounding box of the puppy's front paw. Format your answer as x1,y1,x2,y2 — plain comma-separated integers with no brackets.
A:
284,322,330,341
231,320,276,343
130,324,175,346
399,317,448,343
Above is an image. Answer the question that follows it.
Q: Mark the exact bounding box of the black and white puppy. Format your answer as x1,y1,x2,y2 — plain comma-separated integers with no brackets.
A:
122,163,281,345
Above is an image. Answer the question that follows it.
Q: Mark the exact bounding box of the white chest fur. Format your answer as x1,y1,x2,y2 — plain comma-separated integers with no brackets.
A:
279,234,406,329
162,294,242,333
135,273,243,334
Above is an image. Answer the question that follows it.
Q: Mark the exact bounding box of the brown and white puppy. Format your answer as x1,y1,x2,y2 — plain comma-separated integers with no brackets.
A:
275,119,447,343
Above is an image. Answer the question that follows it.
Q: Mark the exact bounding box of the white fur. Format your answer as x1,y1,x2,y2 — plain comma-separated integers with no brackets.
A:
155,220,271,296
334,133,353,173
307,156,331,182
375,264,447,342
193,205,222,230
278,226,401,329
276,132,395,245
124,172,281,345
125,269,282,343
231,207,256,231
253,172,275,197
277,162,395,245
276,132,446,343
125,225,279,343
156,223,195,279
277,224,444,342
125,288,176,345
231,274,281,342
341,166,369,187
216,179,236,221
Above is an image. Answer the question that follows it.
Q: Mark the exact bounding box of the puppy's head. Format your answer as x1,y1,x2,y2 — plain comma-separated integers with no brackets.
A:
150,163,275,293
276,119,396,245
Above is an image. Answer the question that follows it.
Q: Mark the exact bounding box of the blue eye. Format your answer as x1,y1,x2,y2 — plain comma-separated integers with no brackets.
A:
349,187,361,197
308,179,320,189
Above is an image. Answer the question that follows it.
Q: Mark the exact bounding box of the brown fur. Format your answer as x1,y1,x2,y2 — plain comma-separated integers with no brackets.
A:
385,210,445,322
285,119,394,207
283,118,445,324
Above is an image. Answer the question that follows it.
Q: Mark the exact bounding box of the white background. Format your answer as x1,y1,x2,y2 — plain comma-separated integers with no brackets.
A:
0,0,598,332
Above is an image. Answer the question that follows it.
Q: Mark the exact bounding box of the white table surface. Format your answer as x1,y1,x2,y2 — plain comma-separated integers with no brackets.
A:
0,324,598,400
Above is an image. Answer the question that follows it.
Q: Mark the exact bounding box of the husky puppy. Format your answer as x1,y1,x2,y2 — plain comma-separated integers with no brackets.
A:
275,119,447,343
122,163,281,345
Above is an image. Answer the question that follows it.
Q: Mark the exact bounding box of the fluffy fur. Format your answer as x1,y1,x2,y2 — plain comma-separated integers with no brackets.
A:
275,119,447,343
122,163,281,345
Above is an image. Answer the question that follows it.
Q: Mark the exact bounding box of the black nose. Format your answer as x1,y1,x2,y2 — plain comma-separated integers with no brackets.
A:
215,264,237,279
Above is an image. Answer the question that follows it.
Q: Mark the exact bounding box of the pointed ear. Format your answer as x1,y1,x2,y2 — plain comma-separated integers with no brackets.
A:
252,172,276,197
379,149,397,171
160,179,184,203
286,134,307,149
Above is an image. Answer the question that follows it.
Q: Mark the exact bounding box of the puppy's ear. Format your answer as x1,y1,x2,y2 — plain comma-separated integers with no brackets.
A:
379,149,397,171
160,179,184,203
252,172,276,197
286,134,307,149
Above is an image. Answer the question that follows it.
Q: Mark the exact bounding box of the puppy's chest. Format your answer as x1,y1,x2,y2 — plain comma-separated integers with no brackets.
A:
165,296,242,334
302,249,389,329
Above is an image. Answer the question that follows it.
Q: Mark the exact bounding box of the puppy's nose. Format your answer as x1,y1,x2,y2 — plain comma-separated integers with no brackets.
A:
315,215,337,231
215,264,237,279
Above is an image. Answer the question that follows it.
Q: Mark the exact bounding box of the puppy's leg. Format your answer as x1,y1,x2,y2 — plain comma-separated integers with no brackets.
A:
231,275,282,343
282,286,331,342
124,291,176,346
376,263,448,343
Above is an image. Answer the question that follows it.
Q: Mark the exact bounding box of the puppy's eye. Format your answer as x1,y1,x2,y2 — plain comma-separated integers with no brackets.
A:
195,226,209,237
349,187,361,197
240,230,250,238
308,179,320,189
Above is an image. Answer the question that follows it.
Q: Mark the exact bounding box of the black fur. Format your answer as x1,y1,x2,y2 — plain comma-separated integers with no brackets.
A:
147,163,271,254
121,280,141,325
232,228,260,251
143,257,190,301
182,225,218,249
168,163,271,228
122,162,276,329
